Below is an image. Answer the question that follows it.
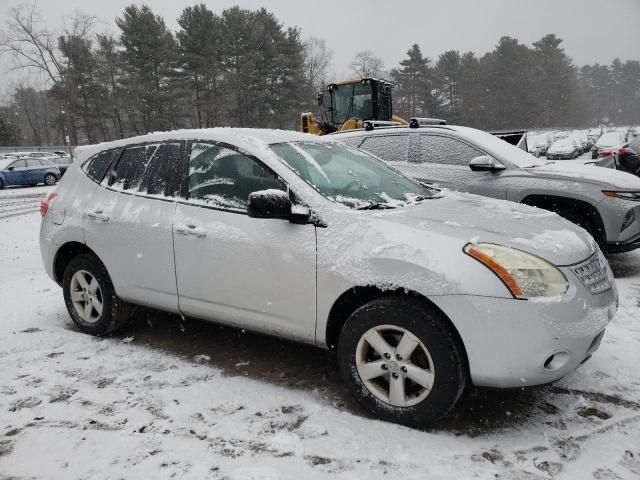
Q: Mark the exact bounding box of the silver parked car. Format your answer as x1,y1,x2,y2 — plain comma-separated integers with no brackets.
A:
333,124,640,253
40,129,617,426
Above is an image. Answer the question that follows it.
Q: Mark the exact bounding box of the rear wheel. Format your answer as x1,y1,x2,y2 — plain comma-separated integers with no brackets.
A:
44,173,57,186
0,178,4,189
337,296,467,427
62,254,131,335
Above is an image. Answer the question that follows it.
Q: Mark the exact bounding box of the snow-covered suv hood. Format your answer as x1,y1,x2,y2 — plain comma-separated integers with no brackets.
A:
528,162,640,189
371,191,594,266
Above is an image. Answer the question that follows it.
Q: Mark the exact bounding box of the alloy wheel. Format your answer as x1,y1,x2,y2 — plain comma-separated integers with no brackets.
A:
69,270,103,324
355,324,435,407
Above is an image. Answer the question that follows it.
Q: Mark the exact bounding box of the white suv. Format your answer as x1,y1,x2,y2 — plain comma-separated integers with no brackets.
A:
40,129,617,426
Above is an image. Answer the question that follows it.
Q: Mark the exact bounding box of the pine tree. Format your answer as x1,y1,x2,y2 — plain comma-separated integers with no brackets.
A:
116,5,186,132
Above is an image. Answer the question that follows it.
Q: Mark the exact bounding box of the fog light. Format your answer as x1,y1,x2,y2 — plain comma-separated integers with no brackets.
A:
543,351,570,371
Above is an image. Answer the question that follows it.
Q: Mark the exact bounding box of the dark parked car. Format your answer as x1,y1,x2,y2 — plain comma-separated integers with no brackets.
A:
615,137,640,177
0,157,60,188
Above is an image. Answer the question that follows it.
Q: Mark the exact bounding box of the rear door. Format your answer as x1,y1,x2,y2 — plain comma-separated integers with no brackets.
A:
172,142,317,342
83,142,185,312
24,159,44,184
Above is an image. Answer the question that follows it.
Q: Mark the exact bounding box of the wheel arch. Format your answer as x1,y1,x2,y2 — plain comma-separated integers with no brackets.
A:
324,286,469,369
520,194,607,243
53,242,101,285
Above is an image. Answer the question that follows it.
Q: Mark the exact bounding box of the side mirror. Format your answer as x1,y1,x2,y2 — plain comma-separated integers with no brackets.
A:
317,91,324,106
469,155,505,172
7,166,14,171
248,189,292,220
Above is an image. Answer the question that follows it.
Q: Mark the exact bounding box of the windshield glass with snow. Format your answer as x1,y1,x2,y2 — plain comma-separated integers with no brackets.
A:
270,141,430,209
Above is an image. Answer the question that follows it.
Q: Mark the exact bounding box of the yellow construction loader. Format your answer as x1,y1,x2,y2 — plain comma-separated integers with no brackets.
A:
300,78,408,135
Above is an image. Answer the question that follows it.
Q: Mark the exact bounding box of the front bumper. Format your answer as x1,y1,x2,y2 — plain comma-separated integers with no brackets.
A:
596,196,640,253
430,255,618,388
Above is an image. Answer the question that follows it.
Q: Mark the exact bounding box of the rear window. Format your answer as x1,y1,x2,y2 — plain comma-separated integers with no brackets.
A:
84,150,120,182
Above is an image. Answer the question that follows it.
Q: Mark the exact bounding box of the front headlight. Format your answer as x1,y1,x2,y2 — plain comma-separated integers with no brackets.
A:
603,191,640,201
464,243,568,299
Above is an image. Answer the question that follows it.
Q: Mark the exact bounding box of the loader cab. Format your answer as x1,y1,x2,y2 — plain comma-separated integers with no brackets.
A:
327,78,393,126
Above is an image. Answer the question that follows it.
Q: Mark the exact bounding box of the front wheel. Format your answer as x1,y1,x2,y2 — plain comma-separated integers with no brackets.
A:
62,254,131,335
337,296,467,427
44,173,57,186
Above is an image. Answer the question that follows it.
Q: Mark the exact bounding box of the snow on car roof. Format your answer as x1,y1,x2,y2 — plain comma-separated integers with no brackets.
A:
75,128,317,162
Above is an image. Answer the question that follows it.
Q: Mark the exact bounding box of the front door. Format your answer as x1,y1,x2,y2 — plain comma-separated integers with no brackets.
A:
173,142,317,343
5,159,27,185
412,134,508,199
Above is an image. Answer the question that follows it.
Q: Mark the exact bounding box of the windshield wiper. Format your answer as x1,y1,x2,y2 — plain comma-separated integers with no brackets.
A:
355,202,396,210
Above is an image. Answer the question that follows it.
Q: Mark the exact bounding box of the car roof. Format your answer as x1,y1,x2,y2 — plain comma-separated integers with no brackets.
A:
75,128,318,162
328,124,457,139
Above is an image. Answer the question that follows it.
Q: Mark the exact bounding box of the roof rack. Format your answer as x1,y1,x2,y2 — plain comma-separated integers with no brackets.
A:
409,118,447,128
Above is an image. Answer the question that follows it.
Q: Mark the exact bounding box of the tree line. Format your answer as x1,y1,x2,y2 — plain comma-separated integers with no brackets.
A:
0,2,638,147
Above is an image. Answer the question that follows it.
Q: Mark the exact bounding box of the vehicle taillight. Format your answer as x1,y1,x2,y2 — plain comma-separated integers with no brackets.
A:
40,192,57,217
618,145,631,155
598,149,613,157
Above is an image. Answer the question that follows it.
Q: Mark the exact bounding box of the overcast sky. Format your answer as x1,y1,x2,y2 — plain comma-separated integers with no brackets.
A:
1,0,639,93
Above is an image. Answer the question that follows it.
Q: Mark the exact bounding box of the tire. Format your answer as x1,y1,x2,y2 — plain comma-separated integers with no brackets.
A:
337,296,467,427
557,207,593,236
62,254,131,335
44,173,57,186
0,178,4,189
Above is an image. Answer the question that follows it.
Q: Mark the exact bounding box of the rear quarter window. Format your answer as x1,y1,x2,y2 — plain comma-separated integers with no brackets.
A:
83,150,120,182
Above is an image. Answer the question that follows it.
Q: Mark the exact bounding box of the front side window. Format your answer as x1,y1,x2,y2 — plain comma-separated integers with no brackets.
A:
419,135,486,166
270,142,429,209
10,159,26,169
359,135,410,163
187,143,286,211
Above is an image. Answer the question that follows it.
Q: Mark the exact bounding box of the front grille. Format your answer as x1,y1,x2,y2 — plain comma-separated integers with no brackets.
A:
572,256,611,294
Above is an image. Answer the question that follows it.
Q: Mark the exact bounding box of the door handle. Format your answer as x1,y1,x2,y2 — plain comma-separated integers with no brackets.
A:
87,210,110,222
175,224,206,238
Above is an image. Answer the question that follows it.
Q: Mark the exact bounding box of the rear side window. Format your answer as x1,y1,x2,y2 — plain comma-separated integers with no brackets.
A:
84,150,119,182
107,142,183,196
419,135,485,166
26,159,42,167
141,143,183,196
359,135,410,162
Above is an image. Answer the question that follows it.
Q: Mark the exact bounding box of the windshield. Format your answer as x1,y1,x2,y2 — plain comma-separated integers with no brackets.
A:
331,83,373,125
270,141,431,209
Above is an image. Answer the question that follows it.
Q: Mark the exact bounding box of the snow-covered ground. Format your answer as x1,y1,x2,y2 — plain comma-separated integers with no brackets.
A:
1,185,639,479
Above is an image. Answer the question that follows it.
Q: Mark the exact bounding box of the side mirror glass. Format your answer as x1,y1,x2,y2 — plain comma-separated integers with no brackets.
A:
317,91,324,106
248,189,292,219
469,155,505,172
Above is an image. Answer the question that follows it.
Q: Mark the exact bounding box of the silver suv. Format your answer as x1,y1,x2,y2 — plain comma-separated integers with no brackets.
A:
333,125,640,253
40,129,617,427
